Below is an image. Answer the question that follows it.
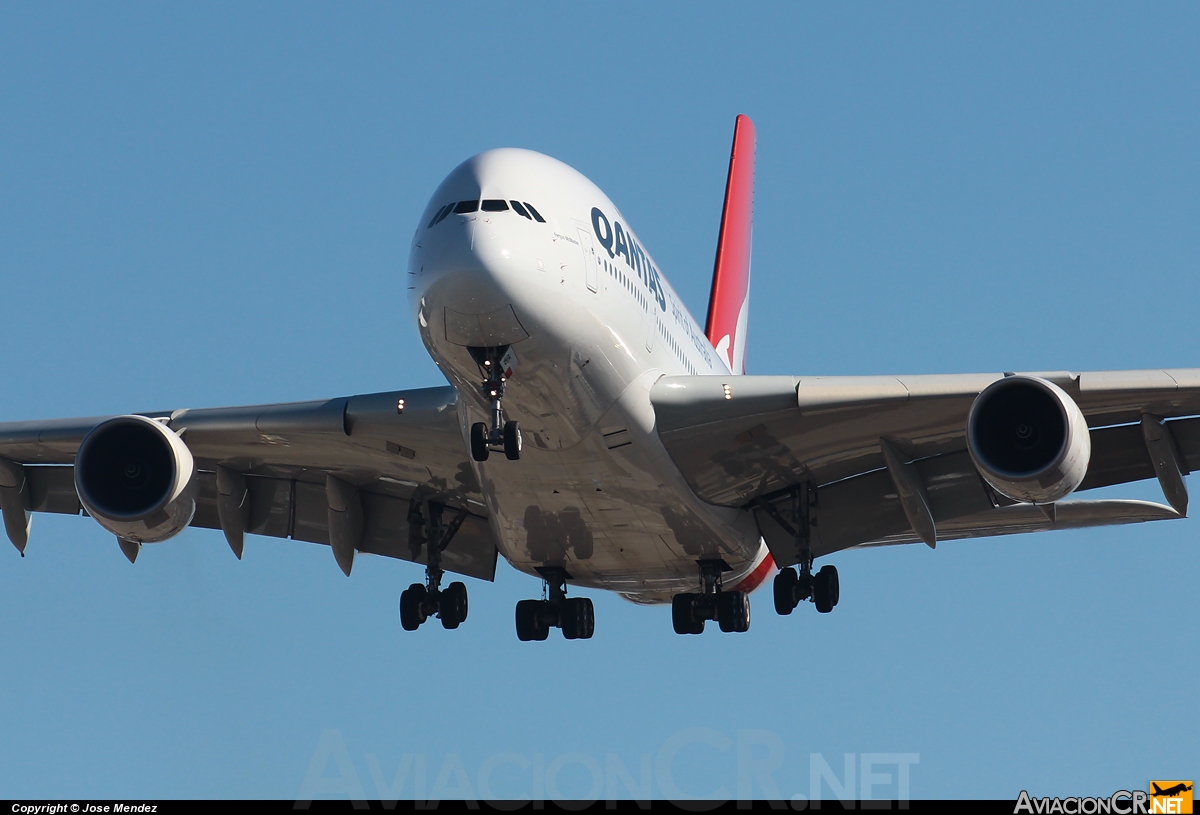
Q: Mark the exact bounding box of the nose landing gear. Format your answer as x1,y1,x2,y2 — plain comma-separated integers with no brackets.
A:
671,559,751,635
468,346,521,462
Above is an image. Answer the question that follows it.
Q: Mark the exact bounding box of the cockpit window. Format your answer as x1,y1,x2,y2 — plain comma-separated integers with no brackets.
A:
427,203,451,228
434,204,456,226
426,199,546,228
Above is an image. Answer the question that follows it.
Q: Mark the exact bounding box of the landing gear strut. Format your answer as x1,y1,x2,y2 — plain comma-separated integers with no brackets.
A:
468,346,521,462
515,568,595,641
671,559,751,635
399,500,470,631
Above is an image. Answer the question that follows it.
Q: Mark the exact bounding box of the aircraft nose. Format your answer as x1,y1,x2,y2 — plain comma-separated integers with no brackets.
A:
410,201,541,349
408,148,569,341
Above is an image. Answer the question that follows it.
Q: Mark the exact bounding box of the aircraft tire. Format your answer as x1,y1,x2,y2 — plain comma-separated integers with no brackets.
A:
515,599,548,641
503,421,522,460
440,581,468,629
717,591,735,632
580,597,594,639
734,591,750,632
813,567,835,613
400,583,427,631
816,564,839,610
672,594,703,635
561,597,595,640
562,598,579,640
718,590,750,633
470,423,490,462
773,568,798,615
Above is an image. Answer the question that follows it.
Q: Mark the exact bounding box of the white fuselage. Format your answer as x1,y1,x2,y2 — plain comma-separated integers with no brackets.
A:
408,149,766,603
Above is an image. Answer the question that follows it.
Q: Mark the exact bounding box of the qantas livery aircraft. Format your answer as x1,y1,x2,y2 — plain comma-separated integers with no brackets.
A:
1,115,1196,640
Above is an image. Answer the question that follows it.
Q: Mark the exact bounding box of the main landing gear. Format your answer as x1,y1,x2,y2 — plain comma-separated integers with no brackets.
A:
672,559,751,635
468,346,521,462
756,482,840,616
515,568,595,641
400,501,470,631
773,554,839,615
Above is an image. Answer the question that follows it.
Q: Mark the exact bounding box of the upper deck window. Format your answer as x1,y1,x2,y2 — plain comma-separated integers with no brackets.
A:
453,200,480,214
481,199,509,212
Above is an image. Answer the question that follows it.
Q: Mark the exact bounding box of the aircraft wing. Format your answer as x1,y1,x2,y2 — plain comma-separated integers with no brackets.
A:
0,386,499,580
651,371,1200,566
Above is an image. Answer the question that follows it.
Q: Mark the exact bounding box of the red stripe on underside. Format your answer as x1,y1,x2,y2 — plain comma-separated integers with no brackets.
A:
729,551,775,594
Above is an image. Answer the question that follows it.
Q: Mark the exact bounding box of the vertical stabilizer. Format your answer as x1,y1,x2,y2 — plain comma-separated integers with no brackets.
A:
705,114,756,375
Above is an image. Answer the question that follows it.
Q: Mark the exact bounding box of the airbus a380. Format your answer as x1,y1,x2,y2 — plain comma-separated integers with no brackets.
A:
2,116,1196,640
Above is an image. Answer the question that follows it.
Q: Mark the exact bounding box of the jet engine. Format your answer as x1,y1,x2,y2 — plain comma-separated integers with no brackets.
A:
966,375,1091,505
74,415,197,543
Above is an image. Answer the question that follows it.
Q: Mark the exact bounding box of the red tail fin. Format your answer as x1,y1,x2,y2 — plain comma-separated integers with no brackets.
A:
705,114,756,375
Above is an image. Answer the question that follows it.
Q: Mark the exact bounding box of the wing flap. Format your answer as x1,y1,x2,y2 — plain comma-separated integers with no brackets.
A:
25,466,82,515
755,449,999,564
194,472,497,581
755,446,1182,563
856,499,1181,549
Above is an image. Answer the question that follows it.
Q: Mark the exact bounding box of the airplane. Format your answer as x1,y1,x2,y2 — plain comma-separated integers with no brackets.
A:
1,115,1197,641
1152,783,1193,798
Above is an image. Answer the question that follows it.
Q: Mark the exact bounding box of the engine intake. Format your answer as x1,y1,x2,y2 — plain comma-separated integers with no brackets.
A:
74,415,196,543
966,376,1091,505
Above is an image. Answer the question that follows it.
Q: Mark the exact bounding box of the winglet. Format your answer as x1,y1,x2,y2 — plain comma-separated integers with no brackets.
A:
705,114,756,376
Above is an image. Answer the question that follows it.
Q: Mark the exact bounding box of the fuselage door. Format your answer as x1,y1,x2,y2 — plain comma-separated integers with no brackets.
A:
577,228,599,293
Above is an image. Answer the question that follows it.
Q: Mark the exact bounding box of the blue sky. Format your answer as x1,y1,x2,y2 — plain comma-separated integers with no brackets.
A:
1,2,1196,801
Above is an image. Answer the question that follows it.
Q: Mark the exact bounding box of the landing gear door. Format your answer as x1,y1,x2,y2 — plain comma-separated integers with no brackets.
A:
577,228,599,293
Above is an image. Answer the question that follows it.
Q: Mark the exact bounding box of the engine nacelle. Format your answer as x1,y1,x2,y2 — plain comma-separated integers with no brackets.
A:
966,376,1091,505
74,415,197,543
